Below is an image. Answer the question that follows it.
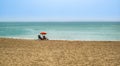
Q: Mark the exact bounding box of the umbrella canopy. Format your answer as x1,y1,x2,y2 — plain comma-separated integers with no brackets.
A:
40,32,47,35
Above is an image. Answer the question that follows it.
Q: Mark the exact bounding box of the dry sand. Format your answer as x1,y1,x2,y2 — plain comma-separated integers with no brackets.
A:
0,38,120,66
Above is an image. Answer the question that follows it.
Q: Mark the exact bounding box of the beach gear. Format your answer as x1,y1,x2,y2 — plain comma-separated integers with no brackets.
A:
40,32,47,35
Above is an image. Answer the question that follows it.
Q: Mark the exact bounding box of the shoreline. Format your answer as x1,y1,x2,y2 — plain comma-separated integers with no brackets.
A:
0,37,120,41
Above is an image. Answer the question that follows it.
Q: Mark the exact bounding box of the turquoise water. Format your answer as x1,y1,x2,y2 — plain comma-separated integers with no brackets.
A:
0,22,120,41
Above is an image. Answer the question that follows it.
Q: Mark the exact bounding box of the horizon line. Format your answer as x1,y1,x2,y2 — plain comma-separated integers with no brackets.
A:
0,18,120,22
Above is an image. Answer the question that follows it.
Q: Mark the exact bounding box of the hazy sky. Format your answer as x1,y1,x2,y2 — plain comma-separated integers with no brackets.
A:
0,0,120,21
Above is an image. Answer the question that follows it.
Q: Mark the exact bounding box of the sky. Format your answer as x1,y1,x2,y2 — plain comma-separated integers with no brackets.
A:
0,0,120,21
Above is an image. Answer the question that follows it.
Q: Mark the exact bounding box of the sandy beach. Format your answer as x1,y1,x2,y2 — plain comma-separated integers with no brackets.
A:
0,38,120,66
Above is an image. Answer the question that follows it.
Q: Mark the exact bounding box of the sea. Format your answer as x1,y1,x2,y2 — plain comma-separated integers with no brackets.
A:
0,22,120,41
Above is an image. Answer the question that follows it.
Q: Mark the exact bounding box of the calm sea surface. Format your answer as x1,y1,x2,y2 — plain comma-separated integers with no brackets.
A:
0,22,120,41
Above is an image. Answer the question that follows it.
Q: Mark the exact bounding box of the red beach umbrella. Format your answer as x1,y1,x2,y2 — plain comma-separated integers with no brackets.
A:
40,32,47,35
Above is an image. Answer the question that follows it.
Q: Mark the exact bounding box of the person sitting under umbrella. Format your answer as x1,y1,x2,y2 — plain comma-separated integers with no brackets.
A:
38,32,48,40
38,35,43,40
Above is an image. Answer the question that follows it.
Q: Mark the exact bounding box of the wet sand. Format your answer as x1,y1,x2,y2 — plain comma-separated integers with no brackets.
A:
0,38,120,66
